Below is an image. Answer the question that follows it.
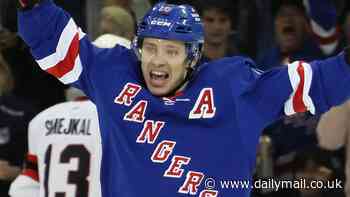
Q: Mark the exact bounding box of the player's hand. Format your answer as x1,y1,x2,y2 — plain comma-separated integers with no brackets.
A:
18,0,40,10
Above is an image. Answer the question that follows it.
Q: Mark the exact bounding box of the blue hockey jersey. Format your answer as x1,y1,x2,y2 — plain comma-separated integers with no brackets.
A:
18,1,350,197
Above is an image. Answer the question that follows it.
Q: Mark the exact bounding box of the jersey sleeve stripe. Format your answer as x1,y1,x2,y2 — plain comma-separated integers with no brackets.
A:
22,154,39,182
57,54,83,84
26,154,38,163
46,33,79,77
37,19,78,69
36,18,83,84
293,61,307,112
301,62,315,114
284,61,315,115
25,160,38,171
22,169,39,182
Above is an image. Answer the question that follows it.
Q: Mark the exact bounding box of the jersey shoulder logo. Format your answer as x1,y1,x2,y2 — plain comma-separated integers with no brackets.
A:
189,88,216,119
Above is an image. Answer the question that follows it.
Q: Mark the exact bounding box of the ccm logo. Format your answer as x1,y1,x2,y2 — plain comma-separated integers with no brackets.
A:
151,20,171,27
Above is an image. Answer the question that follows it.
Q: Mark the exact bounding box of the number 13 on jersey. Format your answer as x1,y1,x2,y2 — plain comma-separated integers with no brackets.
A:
43,144,91,197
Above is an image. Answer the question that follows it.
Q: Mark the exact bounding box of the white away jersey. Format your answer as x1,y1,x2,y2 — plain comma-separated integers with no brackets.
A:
9,100,102,197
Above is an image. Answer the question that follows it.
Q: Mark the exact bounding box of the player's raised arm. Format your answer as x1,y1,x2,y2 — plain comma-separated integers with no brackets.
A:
17,0,87,85
17,0,128,99
242,51,350,127
285,52,350,115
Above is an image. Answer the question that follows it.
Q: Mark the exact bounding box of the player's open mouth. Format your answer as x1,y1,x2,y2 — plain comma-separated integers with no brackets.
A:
149,70,170,87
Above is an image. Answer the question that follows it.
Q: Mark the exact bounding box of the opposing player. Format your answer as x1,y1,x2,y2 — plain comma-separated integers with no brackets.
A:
8,98,102,197
17,0,350,196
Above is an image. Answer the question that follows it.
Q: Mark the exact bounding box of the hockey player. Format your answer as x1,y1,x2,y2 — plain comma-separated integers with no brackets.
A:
8,99,102,197
17,0,350,196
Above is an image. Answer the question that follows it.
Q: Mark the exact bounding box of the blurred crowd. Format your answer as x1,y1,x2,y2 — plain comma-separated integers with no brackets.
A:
1,0,350,197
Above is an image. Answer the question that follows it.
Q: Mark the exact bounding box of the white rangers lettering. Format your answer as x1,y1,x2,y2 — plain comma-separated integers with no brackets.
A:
151,140,176,163
178,171,205,195
164,155,191,178
136,120,165,144
124,100,147,123
114,83,142,106
189,88,216,119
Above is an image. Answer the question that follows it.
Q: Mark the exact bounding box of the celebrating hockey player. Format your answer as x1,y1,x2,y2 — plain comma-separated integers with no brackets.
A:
8,33,126,197
17,0,350,196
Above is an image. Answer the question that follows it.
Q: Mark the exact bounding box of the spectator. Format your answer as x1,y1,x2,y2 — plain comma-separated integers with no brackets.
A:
132,0,151,21
255,113,320,196
258,0,318,68
253,2,346,197
0,30,66,111
0,0,67,110
257,0,341,70
0,53,13,95
0,53,36,197
104,0,137,26
99,5,135,41
195,0,239,62
294,147,342,197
